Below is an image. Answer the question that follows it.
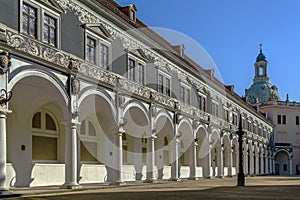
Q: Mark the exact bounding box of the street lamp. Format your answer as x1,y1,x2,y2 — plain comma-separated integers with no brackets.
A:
237,114,245,186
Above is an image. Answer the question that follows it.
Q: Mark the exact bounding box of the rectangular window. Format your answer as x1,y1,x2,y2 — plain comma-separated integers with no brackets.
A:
232,114,237,125
277,115,281,124
100,44,109,68
186,88,191,105
138,63,144,84
142,147,147,163
158,74,164,93
22,3,37,38
166,78,171,97
128,58,135,81
32,136,57,161
283,164,288,172
86,37,96,63
180,86,185,103
43,14,56,46
80,141,97,162
297,116,299,125
283,115,286,124
199,96,206,111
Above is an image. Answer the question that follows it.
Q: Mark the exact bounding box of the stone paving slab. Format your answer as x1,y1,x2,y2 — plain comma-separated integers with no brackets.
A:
1,176,300,199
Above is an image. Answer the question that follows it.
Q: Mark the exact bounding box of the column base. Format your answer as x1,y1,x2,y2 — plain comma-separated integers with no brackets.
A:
0,186,8,192
217,175,224,179
188,177,199,181
144,179,158,183
203,176,212,179
110,181,126,186
60,183,81,189
169,178,181,182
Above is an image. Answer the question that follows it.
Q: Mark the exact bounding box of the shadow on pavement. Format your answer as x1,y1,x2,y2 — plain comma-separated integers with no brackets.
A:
12,185,300,200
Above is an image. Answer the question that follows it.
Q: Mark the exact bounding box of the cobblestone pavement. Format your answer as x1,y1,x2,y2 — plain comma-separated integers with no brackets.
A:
1,176,300,200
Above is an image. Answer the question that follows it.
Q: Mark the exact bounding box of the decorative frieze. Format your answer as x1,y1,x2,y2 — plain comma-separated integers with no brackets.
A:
7,30,70,68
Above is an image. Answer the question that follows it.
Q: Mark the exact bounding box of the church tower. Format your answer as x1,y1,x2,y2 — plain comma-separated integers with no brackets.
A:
254,44,269,82
245,44,280,104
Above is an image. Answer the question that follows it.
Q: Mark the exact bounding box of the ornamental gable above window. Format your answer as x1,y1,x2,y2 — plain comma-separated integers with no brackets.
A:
83,23,112,40
37,0,65,13
128,48,148,62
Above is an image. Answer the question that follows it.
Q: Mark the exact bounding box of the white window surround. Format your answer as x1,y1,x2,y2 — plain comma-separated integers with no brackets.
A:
180,82,191,105
127,53,146,84
32,109,59,163
79,118,99,164
85,30,111,69
157,70,171,97
20,0,61,48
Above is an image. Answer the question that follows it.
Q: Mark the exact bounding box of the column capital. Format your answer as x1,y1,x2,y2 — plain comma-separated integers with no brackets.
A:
62,120,81,129
0,107,11,116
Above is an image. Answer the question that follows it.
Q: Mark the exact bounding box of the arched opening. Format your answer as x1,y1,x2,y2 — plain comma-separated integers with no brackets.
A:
155,113,173,180
8,73,68,187
177,119,193,179
195,126,209,178
78,91,117,183
222,135,231,176
211,131,221,177
275,150,290,175
232,138,238,176
123,104,149,181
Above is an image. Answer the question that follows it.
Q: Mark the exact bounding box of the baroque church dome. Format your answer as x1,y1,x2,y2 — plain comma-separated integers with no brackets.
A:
245,44,280,104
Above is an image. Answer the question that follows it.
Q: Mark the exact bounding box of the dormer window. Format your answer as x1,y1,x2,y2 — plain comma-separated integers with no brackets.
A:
130,9,136,21
121,4,137,22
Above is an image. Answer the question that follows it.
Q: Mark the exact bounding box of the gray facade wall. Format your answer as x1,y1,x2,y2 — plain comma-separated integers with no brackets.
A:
61,11,85,59
0,0,19,30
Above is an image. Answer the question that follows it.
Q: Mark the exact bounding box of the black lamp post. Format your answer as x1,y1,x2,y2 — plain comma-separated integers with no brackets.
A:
237,114,245,186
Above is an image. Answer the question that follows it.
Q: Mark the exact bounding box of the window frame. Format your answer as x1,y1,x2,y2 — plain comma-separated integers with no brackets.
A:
22,2,38,38
20,0,61,48
86,36,96,64
157,71,171,97
277,115,282,124
85,30,111,69
79,118,99,164
198,94,206,112
180,83,191,105
31,109,59,163
127,54,146,84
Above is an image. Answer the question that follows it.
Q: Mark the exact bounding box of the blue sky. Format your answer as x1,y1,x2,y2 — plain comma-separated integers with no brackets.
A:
116,0,300,101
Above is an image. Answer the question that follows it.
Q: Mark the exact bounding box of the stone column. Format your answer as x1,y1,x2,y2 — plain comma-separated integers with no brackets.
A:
145,135,156,183
255,153,259,175
170,136,180,181
112,130,125,185
250,151,254,176
62,122,80,189
203,148,212,178
227,149,233,177
260,153,265,175
188,141,198,180
217,147,224,178
0,108,11,192
289,158,293,175
243,151,248,175
265,153,269,174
